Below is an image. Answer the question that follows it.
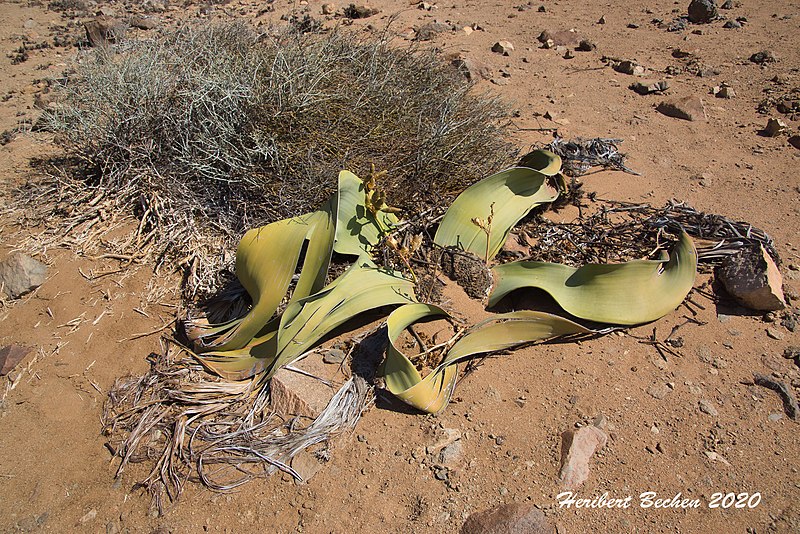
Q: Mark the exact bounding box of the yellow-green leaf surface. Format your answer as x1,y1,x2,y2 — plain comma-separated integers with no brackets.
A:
489,231,698,325
383,304,458,414
194,170,392,353
203,214,315,351
334,170,398,258
383,305,592,414
433,165,560,260
198,263,417,380
518,149,562,176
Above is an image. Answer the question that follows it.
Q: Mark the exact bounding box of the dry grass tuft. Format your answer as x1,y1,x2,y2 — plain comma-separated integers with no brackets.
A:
25,21,517,296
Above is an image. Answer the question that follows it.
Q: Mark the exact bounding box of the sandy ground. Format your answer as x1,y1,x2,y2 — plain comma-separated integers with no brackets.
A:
1,0,799,532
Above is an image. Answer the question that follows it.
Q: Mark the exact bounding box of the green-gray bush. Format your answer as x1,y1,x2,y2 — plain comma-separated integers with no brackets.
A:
43,21,518,293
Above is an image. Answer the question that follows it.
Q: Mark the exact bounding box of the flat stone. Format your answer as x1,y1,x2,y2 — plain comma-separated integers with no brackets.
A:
766,328,784,340
270,356,338,419
323,348,346,364
343,4,379,19
698,399,718,416
130,15,158,30
0,253,47,298
716,246,786,311
290,450,324,483
558,425,608,489
647,383,672,400
657,95,707,121
415,22,452,41
461,503,554,534
0,345,31,376
537,29,580,47
438,440,463,466
630,80,669,94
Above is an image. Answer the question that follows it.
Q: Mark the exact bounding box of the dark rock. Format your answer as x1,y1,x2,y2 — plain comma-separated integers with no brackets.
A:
343,4,378,19
656,95,707,121
750,50,776,65
415,22,451,41
0,345,31,376
667,17,689,31
461,503,554,534
439,251,493,300
688,0,718,24
789,135,800,149
763,118,787,137
723,19,741,28
717,246,785,311
783,346,800,360
84,16,126,47
613,60,644,75
721,0,733,8
630,80,669,94
577,39,596,51
0,253,47,298
559,425,607,489
598,15,606,24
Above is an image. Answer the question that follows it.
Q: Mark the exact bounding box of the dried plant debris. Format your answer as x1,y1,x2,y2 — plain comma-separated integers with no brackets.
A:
518,199,777,270
104,334,380,513
541,137,640,177
18,21,516,297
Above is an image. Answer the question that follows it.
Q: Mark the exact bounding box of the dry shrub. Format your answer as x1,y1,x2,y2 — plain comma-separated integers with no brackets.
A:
38,21,517,295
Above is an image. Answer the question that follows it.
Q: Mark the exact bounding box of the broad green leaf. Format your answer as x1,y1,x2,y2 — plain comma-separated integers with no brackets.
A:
383,305,592,414
489,231,698,325
193,170,392,353
198,263,417,380
202,214,315,351
433,165,560,261
518,149,562,176
334,170,398,258
268,262,416,376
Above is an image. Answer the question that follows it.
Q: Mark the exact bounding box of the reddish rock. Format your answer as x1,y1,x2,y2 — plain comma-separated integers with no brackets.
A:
84,16,126,47
0,345,31,376
461,503,553,534
559,425,608,489
656,95,707,121
717,246,786,311
270,356,338,419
